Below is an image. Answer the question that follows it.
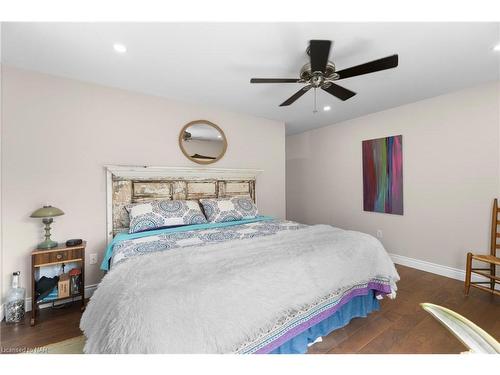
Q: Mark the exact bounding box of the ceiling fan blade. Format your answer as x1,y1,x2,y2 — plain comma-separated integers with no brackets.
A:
309,40,331,74
322,83,356,101
250,78,300,83
336,54,399,80
279,85,312,107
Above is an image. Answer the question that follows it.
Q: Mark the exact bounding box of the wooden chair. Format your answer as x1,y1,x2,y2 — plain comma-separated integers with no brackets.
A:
465,199,500,296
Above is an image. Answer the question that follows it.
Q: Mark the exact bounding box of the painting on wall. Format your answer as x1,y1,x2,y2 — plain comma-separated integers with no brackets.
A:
362,135,403,215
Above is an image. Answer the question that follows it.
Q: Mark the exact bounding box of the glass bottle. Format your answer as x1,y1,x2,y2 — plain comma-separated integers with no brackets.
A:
5,271,26,324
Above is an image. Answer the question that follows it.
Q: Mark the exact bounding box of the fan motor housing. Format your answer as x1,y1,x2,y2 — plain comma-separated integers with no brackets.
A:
300,62,339,81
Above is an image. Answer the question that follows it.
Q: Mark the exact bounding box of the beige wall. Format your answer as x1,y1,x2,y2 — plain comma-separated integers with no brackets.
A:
1,66,286,300
287,81,500,270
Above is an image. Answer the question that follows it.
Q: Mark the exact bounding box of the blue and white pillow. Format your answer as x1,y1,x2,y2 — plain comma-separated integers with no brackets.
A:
128,200,207,233
199,197,258,223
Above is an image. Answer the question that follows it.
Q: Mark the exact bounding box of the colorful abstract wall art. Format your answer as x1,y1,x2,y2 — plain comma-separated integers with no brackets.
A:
362,135,403,215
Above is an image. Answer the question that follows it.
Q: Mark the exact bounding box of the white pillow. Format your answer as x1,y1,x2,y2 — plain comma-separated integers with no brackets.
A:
128,200,207,233
199,197,258,223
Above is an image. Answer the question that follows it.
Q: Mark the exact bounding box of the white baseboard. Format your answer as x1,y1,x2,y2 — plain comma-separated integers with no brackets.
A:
1,284,98,322
389,252,500,290
389,253,466,280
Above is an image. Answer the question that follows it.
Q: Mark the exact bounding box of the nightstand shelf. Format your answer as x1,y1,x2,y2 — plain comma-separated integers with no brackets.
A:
31,241,86,326
36,292,83,304
33,259,84,268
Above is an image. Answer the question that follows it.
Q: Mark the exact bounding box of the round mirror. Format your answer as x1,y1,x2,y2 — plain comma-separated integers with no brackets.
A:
179,120,227,164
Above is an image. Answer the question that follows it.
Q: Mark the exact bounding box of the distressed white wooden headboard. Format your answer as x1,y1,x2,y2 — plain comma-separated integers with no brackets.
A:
105,165,262,243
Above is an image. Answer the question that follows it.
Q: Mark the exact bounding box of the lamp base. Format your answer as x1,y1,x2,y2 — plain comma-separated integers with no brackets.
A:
37,240,58,249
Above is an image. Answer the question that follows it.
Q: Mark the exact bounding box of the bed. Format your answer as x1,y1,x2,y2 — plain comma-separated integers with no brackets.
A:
80,166,399,354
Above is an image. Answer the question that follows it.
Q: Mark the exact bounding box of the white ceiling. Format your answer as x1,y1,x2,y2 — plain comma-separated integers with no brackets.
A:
2,22,500,134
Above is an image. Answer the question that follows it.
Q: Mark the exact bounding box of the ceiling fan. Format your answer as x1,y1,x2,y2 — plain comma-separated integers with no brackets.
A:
250,40,398,108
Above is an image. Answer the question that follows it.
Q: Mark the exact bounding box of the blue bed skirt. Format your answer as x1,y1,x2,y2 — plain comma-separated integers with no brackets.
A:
269,290,380,354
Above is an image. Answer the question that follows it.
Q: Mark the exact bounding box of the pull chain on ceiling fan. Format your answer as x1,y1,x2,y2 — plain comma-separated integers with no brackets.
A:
313,88,318,113
250,40,399,108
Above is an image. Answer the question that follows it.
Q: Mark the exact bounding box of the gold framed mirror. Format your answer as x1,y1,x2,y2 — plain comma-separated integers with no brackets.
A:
179,120,227,165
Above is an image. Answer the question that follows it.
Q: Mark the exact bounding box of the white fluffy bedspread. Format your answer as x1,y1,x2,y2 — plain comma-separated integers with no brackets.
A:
80,224,399,353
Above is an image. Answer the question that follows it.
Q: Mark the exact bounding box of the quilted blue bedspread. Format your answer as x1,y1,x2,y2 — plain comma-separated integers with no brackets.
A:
104,217,305,270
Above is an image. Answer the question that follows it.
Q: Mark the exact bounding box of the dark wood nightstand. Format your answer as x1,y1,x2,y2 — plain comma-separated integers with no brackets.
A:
30,242,86,326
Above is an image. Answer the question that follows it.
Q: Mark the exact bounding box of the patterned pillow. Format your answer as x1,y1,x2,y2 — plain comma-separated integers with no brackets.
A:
128,200,207,233
199,197,258,223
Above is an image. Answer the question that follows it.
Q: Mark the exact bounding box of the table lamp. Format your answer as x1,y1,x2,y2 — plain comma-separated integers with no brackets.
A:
30,205,65,249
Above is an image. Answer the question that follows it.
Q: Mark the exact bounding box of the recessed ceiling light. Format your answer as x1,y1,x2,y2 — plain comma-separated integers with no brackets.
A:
323,106,331,111
113,43,127,53
494,43,500,52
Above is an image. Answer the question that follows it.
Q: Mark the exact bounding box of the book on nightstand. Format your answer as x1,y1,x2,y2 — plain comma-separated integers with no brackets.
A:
58,273,70,298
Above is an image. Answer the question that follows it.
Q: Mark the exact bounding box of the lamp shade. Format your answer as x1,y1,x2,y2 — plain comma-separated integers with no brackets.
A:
30,205,64,218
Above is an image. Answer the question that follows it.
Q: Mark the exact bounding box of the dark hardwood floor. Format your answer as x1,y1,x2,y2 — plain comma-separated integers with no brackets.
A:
1,300,85,353
1,265,499,354
308,265,500,354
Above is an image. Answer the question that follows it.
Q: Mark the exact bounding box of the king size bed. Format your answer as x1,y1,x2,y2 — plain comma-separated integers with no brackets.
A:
80,166,399,354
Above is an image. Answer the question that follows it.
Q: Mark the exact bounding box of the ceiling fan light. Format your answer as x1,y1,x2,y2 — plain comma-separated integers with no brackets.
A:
323,106,331,111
